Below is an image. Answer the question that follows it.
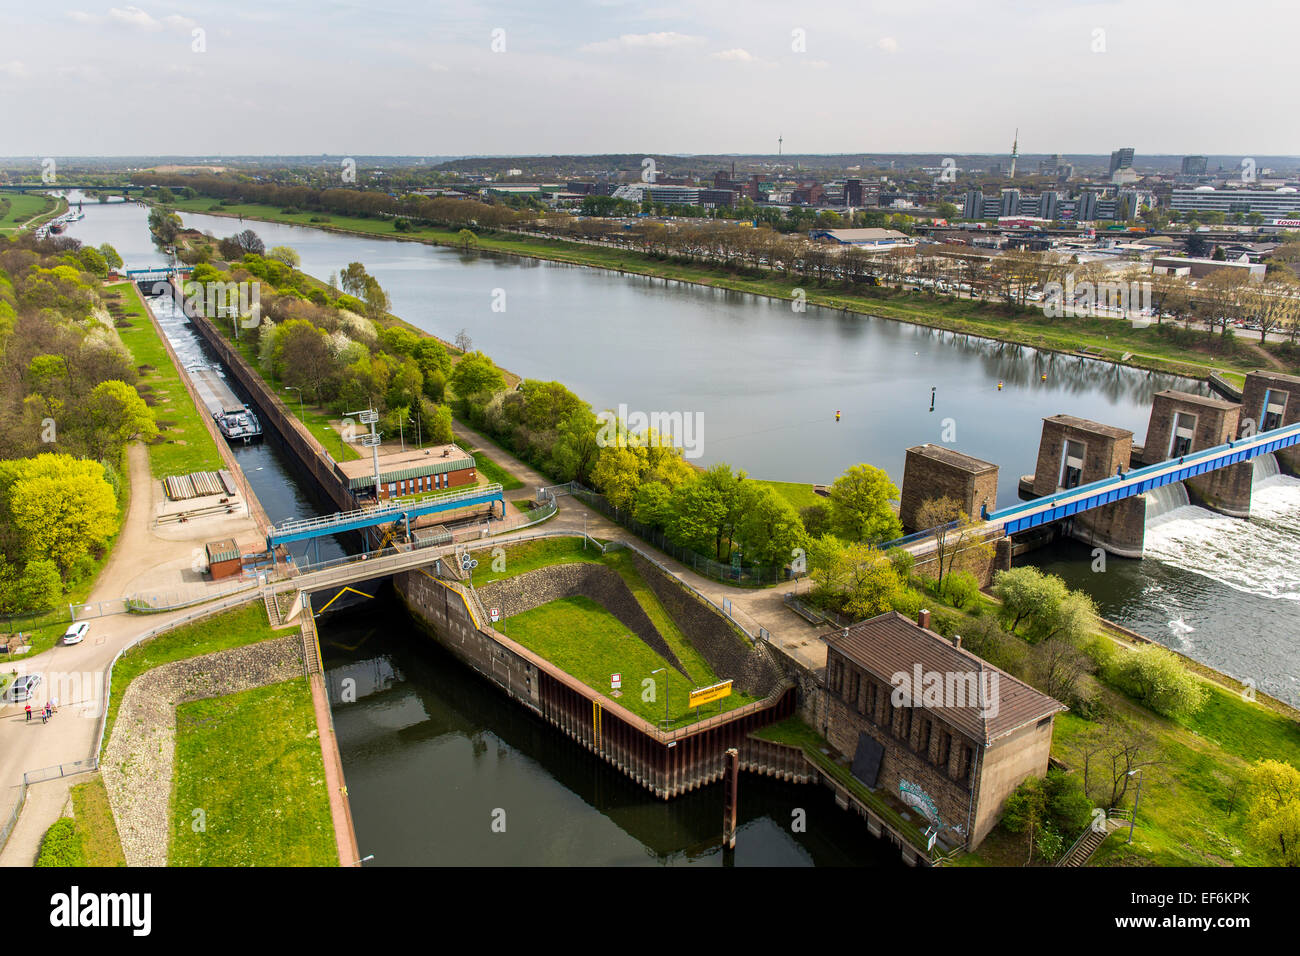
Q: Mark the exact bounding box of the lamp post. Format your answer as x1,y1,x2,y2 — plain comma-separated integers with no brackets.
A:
284,385,304,419
1126,768,1143,844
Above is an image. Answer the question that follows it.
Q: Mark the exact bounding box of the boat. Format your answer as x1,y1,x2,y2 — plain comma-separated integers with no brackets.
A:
213,404,263,443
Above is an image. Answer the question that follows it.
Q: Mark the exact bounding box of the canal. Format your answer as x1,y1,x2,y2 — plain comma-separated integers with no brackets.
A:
63,193,904,866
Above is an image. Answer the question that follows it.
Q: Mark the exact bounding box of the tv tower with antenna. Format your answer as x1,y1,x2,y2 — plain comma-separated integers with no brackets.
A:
778,134,783,156
1009,128,1019,179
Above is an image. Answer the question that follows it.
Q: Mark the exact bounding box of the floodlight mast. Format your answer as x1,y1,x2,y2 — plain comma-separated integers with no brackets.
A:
348,407,383,497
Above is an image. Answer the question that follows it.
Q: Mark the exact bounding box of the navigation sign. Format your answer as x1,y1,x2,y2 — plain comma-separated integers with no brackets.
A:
490,607,501,623
611,673,621,690
688,680,733,708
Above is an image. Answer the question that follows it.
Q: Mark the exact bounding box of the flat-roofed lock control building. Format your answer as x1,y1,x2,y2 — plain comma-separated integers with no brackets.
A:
336,443,477,502
822,611,1066,849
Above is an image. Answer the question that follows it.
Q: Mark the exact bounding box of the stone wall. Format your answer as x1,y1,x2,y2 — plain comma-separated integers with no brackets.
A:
1141,390,1240,466
1032,417,1132,497
1242,371,1300,475
899,444,998,532
627,551,784,698
1072,495,1147,558
476,563,687,676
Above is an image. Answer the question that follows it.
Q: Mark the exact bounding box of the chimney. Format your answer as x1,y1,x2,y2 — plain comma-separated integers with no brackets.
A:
917,609,931,630
953,635,963,649
842,627,849,639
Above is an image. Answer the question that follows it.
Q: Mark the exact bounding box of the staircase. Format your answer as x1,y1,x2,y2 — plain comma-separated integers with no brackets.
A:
1058,814,1126,867
263,588,282,627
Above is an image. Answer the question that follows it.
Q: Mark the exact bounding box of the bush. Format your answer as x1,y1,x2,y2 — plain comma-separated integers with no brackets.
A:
1111,644,1209,720
35,818,84,867
943,570,981,609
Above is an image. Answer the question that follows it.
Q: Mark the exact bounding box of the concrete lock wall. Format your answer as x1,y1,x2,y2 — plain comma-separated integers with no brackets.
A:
392,567,797,799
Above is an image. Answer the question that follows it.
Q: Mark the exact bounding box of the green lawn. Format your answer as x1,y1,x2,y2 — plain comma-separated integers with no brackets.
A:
170,679,335,866
470,449,524,490
0,193,59,234
472,536,604,586
754,480,824,511
102,603,291,754
70,776,127,866
110,282,225,478
502,595,756,728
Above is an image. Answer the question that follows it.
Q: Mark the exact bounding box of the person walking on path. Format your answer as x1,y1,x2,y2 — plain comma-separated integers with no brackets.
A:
24,703,31,722
40,706,47,724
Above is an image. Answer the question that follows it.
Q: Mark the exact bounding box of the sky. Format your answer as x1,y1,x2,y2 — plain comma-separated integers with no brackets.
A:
0,0,1295,159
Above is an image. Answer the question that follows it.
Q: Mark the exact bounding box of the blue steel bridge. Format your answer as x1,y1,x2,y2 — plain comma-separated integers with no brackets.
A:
266,482,506,566
983,420,1300,535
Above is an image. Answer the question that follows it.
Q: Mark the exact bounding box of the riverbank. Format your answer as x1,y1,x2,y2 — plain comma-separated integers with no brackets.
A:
163,197,1277,387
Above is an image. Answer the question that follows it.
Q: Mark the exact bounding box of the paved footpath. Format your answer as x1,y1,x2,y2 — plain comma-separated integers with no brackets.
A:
0,443,264,867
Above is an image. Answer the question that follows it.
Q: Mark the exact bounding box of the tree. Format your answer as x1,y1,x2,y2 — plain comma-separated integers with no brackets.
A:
1247,760,1300,866
551,407,600,484
827,463,903,543
275,320,334,402
98,243,123,271
992,566,1067,636
449,351,505,401
0,454,119,577
915,496,992,594
454,328,473,353
0,557,62,615
82,380,158,462
268,245,301,268
1113,644,1208,719
457,228,478,250
77,246,108,278
735,483,806,568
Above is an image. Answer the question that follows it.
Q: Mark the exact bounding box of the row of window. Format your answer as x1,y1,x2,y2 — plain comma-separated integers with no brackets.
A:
386,472,453,497
830,656,975,786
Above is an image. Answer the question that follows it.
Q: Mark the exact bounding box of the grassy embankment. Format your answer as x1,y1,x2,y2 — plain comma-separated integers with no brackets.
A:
165,196,1278,385
33,775,128,867
170,679,335,866
101,603,296,751
109,281,225,478
0,193,60,235
472,537,757,727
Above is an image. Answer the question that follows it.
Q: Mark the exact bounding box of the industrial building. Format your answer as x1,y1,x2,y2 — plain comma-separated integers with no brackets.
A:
336,443,477,502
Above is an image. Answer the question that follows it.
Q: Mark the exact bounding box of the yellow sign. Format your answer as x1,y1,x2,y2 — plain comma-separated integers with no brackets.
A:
689,680,733,708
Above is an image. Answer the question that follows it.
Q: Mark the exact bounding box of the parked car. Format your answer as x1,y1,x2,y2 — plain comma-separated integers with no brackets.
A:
10,674,41,702
62,621,90,645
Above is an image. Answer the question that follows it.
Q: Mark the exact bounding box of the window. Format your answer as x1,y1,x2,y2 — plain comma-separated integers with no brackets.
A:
1059,439,1085,490
958,744,974,784
1263,390,1288,432
830,658,844,695
917,717,932,756
937,730,952,770
848,669,860,707
864,681,877,720
1169,412,1197,458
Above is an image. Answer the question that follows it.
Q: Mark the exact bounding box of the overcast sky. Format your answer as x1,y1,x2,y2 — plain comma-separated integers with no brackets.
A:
1,0,1295,159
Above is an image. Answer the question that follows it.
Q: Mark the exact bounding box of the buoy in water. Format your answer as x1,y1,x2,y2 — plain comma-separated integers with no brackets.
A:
1040,373,1047,382
835,410,841,422
997,381,1003,390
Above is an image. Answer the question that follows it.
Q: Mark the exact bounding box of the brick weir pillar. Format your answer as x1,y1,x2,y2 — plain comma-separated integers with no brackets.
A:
1070,496,1147,559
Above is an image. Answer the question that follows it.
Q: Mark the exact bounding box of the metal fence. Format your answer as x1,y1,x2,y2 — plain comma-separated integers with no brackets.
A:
569,485,787,587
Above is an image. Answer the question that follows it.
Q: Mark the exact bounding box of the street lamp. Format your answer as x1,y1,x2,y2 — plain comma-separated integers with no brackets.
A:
1126,769,1144,844
284,385,304,419
652,667,670,729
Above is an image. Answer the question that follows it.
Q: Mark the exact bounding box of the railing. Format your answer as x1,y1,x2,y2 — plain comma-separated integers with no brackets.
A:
269,483,504,541
122,576,265,614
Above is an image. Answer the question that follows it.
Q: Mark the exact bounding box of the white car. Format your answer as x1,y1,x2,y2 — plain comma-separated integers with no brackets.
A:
62,621,90,645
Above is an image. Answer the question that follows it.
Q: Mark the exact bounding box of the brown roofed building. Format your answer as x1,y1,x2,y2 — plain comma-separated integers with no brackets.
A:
821,610,1065,849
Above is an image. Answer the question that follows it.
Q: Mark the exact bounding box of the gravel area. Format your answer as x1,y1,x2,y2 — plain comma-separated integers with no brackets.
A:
100,636,303,867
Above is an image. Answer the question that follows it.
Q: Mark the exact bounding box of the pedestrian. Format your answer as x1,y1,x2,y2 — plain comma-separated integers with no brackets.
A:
25,703,31,722
40,707,47,725
51,696,58,713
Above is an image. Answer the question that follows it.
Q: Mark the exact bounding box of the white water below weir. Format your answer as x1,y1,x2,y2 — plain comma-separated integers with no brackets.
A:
1142,454,1300,603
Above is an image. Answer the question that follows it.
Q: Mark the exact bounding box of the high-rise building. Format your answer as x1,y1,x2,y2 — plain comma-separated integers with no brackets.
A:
1181,155,1208,176
1109,147,1135,174
1000,188,1021,216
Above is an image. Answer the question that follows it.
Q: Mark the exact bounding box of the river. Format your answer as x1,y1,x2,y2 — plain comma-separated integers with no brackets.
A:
57,192,1300,860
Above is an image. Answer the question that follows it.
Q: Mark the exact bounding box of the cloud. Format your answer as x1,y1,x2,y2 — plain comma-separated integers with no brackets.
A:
69,7,196,32
109,6,163,30
429,63,450,72
580,32,704,54
0,60,28,78
712,48,756,62
877,36,900,53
